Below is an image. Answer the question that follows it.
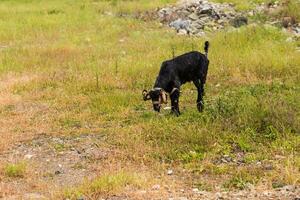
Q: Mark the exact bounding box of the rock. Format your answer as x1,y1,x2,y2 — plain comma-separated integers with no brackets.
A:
178,29,188,35
192,188,200,193
263,164,273,170
169,19,190,31
152,184,161,190
230,16,248,28
199,5,213,15
282,185,296,192
158,0,238,35
188,13,199,21
282,17,294,28
292,26,300,34
55,170,62,175
167,169,173,175
248,11,254,16
159,7,173,18
24,154,34,159
216,192,224,199
275,155,286,159
245,183,255,191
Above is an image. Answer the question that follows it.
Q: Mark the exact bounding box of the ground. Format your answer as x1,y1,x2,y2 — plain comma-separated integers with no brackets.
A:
0,0,299,199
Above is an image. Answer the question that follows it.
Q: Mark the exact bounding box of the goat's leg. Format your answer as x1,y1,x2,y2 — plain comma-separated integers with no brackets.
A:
170,88,180,116
193,79,204,112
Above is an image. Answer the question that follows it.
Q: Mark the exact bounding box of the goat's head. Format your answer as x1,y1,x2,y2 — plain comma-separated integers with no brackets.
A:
142,88,167,112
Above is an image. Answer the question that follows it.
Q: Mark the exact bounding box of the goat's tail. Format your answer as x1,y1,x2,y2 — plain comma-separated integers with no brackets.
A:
204,41,209,57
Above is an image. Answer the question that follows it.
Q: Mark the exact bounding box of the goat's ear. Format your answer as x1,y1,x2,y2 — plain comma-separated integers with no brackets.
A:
142,90,151,101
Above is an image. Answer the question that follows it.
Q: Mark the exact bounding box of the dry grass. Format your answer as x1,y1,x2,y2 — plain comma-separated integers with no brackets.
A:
0,0,299,198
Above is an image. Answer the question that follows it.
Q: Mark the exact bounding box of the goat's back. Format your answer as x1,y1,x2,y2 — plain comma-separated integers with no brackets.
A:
163,51,209,83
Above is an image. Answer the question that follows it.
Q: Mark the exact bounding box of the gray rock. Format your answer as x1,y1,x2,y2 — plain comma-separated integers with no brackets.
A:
169,19,190,31
188,13,199,20
199,5,213,15
293,26,300,34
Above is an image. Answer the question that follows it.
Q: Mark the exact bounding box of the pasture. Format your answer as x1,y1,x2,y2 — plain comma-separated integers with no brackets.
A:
0,0,299,199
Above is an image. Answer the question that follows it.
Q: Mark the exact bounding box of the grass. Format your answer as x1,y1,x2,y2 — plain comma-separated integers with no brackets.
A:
279,0,300,22
3,162,27,178
0,0,299,198
64,171,145,199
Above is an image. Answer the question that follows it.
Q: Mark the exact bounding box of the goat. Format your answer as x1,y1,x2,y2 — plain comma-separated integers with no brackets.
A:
143,41,210,116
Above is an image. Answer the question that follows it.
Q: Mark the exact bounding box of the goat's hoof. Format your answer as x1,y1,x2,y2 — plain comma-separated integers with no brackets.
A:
171,110,180,116
197,102,204,112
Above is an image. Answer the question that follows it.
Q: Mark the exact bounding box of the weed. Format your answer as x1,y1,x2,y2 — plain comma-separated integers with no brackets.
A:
223,168,261,190
4,162,26,178
64,171,145,199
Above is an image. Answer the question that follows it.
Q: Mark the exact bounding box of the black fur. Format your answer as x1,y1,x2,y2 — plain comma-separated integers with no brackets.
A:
143,41,210,115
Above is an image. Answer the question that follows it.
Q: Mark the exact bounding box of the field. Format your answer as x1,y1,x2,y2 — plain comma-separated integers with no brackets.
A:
0,0,299,199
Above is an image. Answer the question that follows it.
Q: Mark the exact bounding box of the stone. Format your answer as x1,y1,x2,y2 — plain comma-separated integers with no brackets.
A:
282,17,294,28
178,29,188,35
293,26,300,34
158,0,241,35
167,169,173,175
188,13,199,21
275,155,286,159
263,164,273,170
192,188,200,193
282,185,296,192
24,154,34,159
169,19,190,31
152,184,161,190
55,170,62,175
199,5,213,15
230,16,248,28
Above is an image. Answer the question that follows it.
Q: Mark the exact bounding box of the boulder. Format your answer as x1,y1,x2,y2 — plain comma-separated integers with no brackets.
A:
230,16,248,28
169,19,190,31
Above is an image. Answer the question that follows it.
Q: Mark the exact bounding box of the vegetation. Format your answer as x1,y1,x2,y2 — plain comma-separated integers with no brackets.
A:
3,162,27,178
0,0,299,198
64,171,145,199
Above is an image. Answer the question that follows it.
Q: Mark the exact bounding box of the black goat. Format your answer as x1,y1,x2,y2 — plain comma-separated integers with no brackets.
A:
143,41,210,115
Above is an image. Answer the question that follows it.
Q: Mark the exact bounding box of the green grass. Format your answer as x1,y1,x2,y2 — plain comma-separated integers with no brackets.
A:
0,0,299,196
279,0,300,22
3,162,27,178
64,171,145,199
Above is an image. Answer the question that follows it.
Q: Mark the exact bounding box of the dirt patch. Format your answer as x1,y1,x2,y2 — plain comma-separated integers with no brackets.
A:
0,133,112,198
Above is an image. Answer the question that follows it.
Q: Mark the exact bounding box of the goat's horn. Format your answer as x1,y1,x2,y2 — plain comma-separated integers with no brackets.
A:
161,91,167,104
142,90,150,101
